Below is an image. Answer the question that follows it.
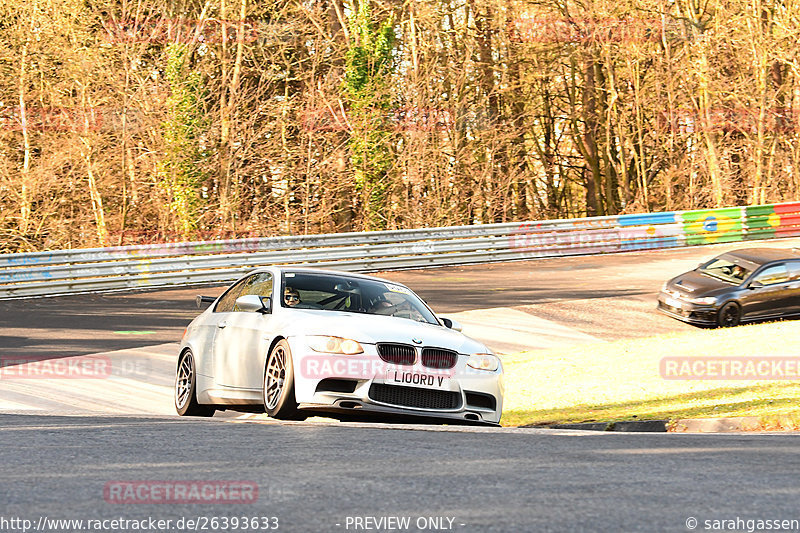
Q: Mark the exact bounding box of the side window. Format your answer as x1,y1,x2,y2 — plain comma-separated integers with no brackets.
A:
788,262,800,281
234,272,273,312
214,277,250,313
754,263,790,286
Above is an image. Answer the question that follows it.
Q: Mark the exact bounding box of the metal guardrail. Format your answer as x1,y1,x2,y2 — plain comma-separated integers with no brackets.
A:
2,202,800,298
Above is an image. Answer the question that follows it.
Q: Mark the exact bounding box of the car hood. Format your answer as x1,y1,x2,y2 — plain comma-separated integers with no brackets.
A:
668,270,736,295
281,309,490,354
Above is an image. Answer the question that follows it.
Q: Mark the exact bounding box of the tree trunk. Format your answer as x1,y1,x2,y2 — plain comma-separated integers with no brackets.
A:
18,29,31,236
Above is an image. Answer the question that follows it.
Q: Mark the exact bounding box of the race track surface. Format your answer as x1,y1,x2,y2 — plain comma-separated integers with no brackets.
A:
4,238,800,414
4,414,800,533
3,239,800,532
8,238,797,360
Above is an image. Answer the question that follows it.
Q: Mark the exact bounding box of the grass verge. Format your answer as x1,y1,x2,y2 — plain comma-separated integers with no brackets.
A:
501,320,800,427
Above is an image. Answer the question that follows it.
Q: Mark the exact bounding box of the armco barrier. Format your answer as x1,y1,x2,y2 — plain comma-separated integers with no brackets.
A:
2,201,800,298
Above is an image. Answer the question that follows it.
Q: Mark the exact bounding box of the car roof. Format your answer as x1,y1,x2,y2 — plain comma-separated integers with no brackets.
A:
723,247,800,265
251,266,398,285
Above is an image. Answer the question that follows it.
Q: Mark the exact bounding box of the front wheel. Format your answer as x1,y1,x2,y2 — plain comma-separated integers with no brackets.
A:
175,350,215,417
263,340,304,420
717,302,741,327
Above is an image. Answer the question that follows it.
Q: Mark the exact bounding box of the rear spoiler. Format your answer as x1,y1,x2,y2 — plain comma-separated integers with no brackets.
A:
195,295,216,308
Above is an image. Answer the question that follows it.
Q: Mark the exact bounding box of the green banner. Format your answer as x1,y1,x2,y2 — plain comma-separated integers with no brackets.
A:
681,207,744,245
743,204,778,241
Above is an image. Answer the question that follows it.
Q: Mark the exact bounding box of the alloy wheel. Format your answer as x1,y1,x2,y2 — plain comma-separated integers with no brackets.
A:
175,352,194,409
265,345,286,410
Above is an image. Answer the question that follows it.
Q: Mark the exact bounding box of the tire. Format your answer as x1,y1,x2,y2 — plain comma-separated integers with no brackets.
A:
263,339,304,420
717,302,741,328
175,350,215,417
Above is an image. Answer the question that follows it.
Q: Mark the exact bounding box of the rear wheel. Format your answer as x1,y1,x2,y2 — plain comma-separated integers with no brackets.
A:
717,302,741,327
175,350,215,417
263,340,304,420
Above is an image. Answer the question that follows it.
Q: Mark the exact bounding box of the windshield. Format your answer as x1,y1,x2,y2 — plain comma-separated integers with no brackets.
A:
280,272,438,325
699,256,754,284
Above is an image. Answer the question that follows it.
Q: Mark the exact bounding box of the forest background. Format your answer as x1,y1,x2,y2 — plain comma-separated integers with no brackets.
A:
1,0,799,252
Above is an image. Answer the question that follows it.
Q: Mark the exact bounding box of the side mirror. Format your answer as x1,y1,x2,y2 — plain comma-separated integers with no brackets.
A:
196,295,216,308
748,281,764,290
236,295,271,313
441,317,463,332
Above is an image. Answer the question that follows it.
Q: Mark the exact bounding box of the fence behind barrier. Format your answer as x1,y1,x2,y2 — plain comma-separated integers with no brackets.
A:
2,202,800,298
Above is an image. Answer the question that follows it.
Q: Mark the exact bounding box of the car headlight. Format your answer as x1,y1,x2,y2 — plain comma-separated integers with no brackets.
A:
467,353,500,372
660,281,669,292
307,336,364,355
684,296,717,305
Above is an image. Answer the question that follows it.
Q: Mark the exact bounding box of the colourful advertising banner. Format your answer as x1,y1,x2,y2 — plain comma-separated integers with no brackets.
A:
681,207,745,245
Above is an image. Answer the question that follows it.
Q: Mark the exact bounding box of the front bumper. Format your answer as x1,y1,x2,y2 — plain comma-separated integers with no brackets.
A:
657,293,718,326
298,400,501,426
287,337,504,425
301,381,502,425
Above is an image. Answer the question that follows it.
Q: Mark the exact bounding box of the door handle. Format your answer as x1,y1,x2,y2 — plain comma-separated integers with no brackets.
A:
218,321,228,329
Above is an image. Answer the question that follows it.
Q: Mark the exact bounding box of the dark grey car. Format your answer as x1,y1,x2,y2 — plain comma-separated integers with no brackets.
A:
657,248,800,327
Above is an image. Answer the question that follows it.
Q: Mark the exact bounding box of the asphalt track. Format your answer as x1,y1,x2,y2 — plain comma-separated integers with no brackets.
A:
4,239,800,532
4,414,800,533
10,237,799,360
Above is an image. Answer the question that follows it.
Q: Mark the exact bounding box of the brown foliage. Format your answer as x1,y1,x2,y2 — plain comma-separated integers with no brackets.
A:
1,0,800,251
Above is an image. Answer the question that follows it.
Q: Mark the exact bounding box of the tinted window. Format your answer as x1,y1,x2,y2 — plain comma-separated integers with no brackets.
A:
754,263,790,286
700,257,753,284
214,276,250,313
233,272,273,312
788,262,800,281
281,272,438,324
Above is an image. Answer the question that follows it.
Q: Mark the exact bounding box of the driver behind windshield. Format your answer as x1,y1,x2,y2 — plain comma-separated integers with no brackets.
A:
701,258,752,283
284,287,301,307
369,297,394,315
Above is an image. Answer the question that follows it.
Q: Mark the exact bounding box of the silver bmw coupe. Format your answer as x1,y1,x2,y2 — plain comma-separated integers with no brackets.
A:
176,267,503,425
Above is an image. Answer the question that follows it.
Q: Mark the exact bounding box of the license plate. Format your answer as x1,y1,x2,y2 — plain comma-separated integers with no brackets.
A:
664,297,682,309
386,370,450,391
